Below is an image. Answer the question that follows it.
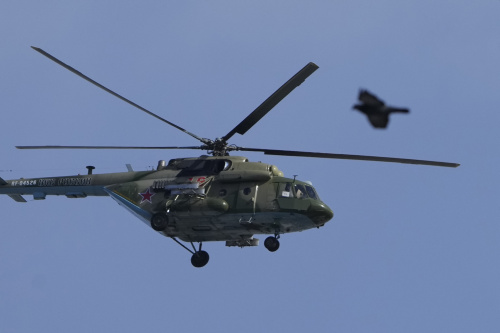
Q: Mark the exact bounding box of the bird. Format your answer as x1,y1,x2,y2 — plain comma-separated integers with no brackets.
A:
353,89,409,128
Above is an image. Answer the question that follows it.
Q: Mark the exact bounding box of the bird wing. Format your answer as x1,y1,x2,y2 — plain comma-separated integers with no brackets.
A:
359,89,385,107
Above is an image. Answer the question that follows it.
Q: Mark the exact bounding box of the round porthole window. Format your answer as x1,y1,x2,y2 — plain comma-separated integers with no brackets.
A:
243,187,251,195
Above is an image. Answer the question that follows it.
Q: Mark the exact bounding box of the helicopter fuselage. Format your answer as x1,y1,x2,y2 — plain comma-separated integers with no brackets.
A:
0,156,334,246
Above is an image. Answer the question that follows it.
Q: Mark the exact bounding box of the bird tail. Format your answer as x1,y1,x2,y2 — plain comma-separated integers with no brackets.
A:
388,107,409,113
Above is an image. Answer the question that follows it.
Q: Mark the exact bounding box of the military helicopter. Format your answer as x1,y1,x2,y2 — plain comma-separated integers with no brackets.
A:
0,47,459,267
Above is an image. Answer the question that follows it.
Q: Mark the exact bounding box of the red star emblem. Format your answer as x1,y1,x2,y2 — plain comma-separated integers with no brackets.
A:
139,188,155,204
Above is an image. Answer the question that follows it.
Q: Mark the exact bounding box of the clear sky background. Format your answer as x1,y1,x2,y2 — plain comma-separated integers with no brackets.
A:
1,1,498,332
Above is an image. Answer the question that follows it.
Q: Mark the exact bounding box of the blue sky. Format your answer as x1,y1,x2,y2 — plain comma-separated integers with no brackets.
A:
1,1,499,332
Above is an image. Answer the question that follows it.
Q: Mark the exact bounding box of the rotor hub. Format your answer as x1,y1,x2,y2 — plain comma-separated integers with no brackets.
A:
207,138,230,156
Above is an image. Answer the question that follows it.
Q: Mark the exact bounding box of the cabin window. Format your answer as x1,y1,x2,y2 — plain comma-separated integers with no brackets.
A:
243,187,252,195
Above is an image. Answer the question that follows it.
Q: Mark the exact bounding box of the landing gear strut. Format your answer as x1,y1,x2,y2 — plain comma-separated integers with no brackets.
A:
152,213,209,268
264,233,280,252
171,237,210,268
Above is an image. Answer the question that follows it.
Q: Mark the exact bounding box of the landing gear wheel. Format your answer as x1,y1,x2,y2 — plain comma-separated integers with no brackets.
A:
264,236,280,252
191,250,210,268
151,213,169,231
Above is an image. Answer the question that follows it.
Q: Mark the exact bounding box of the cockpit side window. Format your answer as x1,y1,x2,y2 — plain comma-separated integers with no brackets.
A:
279,182,294,198
294,184,308,199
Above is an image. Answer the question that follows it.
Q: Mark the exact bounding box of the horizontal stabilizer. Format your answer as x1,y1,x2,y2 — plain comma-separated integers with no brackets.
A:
8,194,27,202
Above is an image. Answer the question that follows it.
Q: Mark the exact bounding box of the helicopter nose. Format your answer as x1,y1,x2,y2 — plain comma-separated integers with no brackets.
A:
307,201,334,226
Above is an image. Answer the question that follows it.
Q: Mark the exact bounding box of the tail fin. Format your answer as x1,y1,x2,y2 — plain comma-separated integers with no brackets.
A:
0,177,6,185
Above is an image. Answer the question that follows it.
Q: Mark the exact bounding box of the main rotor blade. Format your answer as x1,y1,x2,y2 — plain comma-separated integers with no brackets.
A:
31,46,206,144
222,62,319,142
238,148,460,168
16,145,203,150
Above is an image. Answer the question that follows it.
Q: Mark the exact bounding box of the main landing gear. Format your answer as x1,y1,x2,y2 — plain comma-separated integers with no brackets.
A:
191,250,210,268
264,233,280,252
171,237,210,268
151,213,209,268
151,214,282,266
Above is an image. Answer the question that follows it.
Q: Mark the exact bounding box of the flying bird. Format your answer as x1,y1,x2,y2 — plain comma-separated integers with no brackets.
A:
353,89,409,128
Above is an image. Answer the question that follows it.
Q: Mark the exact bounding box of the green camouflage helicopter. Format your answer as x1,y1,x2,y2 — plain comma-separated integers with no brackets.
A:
0,47,459,267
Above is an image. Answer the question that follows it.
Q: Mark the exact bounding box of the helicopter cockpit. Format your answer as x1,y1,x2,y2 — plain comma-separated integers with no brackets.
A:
278,181,319,200
275,179,332,226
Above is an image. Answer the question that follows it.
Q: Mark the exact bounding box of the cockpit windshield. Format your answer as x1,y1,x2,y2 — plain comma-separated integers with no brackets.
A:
278,182,319,200
305,185,318,199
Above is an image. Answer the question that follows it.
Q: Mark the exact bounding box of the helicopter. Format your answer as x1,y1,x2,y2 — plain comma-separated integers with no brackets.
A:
0,47,460,267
